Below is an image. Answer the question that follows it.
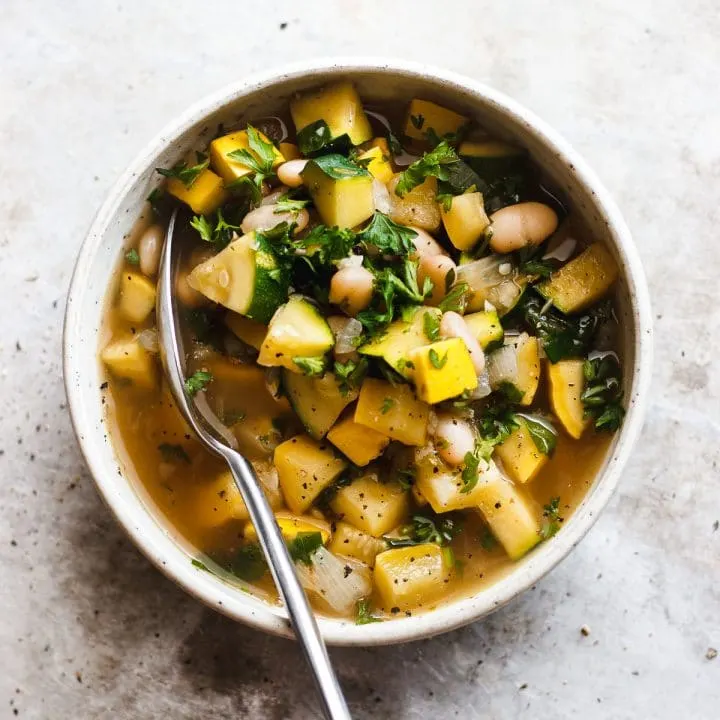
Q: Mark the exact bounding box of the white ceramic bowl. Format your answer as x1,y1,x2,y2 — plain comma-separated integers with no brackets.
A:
64,58,652,646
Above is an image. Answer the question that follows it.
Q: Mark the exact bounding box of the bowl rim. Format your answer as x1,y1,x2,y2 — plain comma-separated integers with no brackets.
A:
63,57,653,646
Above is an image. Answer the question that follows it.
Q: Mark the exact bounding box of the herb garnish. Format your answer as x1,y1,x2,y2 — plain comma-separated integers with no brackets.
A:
438,282,471,314
156,152,209,188
380,397,395,414
539,497,563,539
460,449,481,493
184,370,213,396
428,348,448,369
158,443,191,464
288,532,324,566
356,598,382,625
394,141,460,197
384,514,460,548
231,544,267,581
190,209,239,249
358,212,418,256
226,125,278,189
518,415,557,455
125,248,140,265
293,356,327,377
274,194,311,215
334,357,368,396
582,355,625,431
423,311,441,341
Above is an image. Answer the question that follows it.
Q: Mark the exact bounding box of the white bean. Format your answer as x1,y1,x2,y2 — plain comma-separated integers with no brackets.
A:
260,186,291,206
488,202,558,254
277,159,308,188
434,413,476,466
440,311,486,375
175,272,207,308
241,205,309,234
409,227,447,258
138,224,163,277
328,266,375,316
419,255,457,305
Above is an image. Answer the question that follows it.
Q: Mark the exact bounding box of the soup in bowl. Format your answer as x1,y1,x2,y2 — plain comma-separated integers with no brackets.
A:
65,61,652,645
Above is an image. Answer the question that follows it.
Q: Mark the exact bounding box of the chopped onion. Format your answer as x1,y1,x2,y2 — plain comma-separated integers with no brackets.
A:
486,344,519,388
254,460,280,494
543,235,577,262
484,300,497,313
457,255,523,315
498,262,513,276
372,179,391,214
336,254,364,269
294,547,372,615
328,316,363,355
137,328,159,353
471,370,492,399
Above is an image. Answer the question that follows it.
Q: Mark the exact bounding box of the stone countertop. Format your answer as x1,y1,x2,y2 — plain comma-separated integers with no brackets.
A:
1,1,718,718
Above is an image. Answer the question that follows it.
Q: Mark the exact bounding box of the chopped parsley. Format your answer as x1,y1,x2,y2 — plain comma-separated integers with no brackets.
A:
394,141,459,197
460,449,481,494
540,497,563,539
438,282,471,314
274,194,311,215
355,598,382,625
156,152,209,188
226,125,278,189
334,357,368,396
428,348,448,369
158,443,190,464
189,208,239,249
358,212,418,256
293,356,327,377
380,397,395,414
582,355,625,432
409,113,425,130
230,544,267,581
184,370,213,396
384,514,460,548
125,248,140,265
288,531,324,566
520,415,558,455
423,311,441,341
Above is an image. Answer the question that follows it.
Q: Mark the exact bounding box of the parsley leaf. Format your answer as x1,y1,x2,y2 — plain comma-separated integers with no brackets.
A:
274,194,311,214
384,514,460,547
293,356,327,377
334,357,368,396
581,355,625,432
156,152,209,188
539,497,563,539
396,468,415,491
438,282,471,313
380,397,395,414
158,443,190,464
226,125,278,186
428,348,448,369
288,531,324,566
423,311,441,341
190,209,239,250
225,175,263,206
293,224,356,272
358,212,418,257
356,598,382,625
230,544,267,581
519,415,558,455
184,370,213,396
125,248,140,265
460,449,481,494
410,113,425,130
394,141,460,197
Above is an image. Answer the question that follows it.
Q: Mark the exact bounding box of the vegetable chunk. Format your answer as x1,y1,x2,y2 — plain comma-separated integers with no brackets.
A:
440,192,490,251
374,544,450,611
101,337,157,389
331,475,409,537
547,359,589,439
243,512,331,545
274,435,347,514
167,169,227,214
356,145,394,184
409,338,478,404
494,420,548,484
118,271,156,323
209,128,284,183
404,99,468,143
326,411,390,466
354,378,429,446
328,522,386,566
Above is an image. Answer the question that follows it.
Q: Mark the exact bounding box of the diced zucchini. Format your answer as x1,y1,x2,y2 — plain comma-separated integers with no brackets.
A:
101,337,157,389
188,231,287,324
278,142,301,160
243,511,331,545
290,81,372,151
358,307,442,378
328,522,386,566
224,312,267,350
388,175,441,231
166,169,227,215
547,359,589,439
356,145,394,184
458,139,526,178
374,544,450,612
440,192,490,251
409,338,478,404
257,296,334,372
209,128,284,183
463,310,504,349
494,419,548,484
415,448,509,513
486,333,540,406
457,255,528,315
330,475,409,537
274,435,347,514
354,378,429,446
326,410,390,466
404,99,468,143
537,243,619,313
301,154,374,229
233,415,283,460
473,462,541,560
118,271,156,323
283,371,357,440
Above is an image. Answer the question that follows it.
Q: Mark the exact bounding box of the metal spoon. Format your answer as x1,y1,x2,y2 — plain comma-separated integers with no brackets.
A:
156,209,351,720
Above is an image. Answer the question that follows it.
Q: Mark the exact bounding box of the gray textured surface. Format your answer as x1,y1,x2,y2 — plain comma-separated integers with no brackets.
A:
1,1,718,718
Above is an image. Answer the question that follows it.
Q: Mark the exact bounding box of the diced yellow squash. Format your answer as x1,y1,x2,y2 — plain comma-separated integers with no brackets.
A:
331,475,409,537
101,337,157,389
415,449,512,513
358,307,442,379
274,435,347,514
472,462,541,560
118,271,156,323
374,544,450,611
440,192,490,252
326,411,390,466
412,482,428,507
548,359,589,439
409,338,478,404
225,312,267,350
516,335,541,406
404,99,468,143
537,243,619,313
494,420,548,484
388,175,441,231
188,466,282,530
243,511,331,545
301,155,374,229
370,137,391,156
354,378,429,446
233,415,283,460
458,139,524,159
278,142,301,160
167,169,227,214
463,310,504,349
356,145,394,184
290,81,372,146
196,355,290,420
257,296,334,372
328,522,386,566
209,129,284,183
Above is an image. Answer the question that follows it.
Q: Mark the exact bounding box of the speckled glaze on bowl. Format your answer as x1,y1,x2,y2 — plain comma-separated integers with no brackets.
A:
63,59,652,646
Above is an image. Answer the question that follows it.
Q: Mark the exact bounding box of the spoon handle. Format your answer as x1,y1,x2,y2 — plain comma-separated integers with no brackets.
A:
221,447,351,720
